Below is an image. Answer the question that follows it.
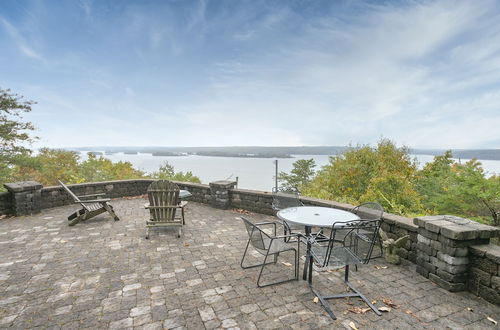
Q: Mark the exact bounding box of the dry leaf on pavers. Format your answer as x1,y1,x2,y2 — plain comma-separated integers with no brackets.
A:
232,209,253,215
184,243,190,247
378,307,391,312
467,307,473,312
371,300,377,305
281,262,292,267
374,265,387,270
487,316,497,325
382,298,399,308
313,297,319,303
348,307,370,314
349,321,359,330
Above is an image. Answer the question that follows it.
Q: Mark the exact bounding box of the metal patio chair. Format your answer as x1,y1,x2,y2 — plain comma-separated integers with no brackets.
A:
240,217,301,287
271,188,304,239
144,180,187,239
351,202,384,259
308,219,382,320
58,180,120,226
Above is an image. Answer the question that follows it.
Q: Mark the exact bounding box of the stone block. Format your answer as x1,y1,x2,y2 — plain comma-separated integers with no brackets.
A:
416,265,429,278
436,252,469,266
470,255,497,274
418,228,438,241
491,276,500,290
478,284,500,305
441,245,468,257
417,234,430,245
428,273,465,292
469,267,491,286
436,269,467,283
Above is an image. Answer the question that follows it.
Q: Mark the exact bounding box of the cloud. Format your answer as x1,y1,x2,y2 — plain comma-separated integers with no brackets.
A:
0,17,44,61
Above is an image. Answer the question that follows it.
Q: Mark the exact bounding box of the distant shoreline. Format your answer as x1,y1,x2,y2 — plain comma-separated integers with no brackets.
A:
67,146,500,161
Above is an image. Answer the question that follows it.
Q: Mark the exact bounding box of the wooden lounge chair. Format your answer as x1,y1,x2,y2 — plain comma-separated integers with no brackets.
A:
144,180,187,239
58,180,120,226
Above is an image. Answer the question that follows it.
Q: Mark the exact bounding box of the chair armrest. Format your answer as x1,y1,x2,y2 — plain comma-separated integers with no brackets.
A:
79,199,111,203
145,205,184,209
78,193,106,199
255,221,277,235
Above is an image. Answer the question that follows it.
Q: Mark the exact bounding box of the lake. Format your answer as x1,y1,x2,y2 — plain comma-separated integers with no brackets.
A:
81,152,500,192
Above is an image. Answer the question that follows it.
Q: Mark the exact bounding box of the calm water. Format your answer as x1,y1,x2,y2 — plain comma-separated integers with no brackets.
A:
81,152,500,192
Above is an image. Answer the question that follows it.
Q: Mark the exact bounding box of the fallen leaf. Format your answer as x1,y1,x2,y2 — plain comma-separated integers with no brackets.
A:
382,298,399,308
232,209,253,215
313,297,319,303
378,306,391,312
183,243,190,247
281,262,292,267
487,316,497,325
467,307,473,312
374,265,388,270
371,300,377,305
349,321,358,330
348,307,370,314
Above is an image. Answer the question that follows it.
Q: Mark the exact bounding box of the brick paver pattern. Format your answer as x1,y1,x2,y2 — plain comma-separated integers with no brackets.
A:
0,198,499,329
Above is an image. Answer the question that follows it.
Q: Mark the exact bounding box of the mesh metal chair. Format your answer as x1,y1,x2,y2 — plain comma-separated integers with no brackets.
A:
271,188,304,239
351,202,384,259
240,217,301,287
308,219,382,320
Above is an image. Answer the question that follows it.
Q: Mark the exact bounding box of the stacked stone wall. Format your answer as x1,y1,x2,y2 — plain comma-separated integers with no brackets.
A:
469,244,500,305
0,191,13,215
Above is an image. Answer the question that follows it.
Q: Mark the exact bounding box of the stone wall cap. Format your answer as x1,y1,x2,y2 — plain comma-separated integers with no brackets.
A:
4,181,43,192
414,215,499,240
470,244,500,263
209,180,237,187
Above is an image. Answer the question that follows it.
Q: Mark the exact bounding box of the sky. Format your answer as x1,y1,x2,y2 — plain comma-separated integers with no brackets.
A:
1,0,500,149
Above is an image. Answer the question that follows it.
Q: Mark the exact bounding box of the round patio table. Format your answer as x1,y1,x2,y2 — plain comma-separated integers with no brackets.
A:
277,206,359,283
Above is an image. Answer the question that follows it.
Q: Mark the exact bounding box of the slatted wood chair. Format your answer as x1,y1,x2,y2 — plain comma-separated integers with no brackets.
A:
144,180,187,239
58,180,120,226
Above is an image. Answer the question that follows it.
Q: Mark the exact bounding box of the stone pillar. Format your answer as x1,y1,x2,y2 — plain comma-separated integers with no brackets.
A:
209,180,236,209
4,181,43,216
414,215,499,292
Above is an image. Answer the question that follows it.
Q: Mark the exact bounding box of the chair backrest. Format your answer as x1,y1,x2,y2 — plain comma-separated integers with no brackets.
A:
351,202,384,220
323,219,381,266
147,180,180,222
58,180,81,203
241,217,271,253
271,188,304,211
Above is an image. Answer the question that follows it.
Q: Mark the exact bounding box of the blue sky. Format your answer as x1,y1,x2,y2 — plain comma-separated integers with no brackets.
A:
1,0,499,149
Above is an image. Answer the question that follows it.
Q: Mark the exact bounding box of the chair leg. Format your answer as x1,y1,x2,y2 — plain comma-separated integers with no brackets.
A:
310,265,382,320
256,249,298,288
103,203,120,221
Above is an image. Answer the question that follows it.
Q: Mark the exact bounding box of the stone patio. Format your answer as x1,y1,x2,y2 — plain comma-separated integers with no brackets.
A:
0,198,499,329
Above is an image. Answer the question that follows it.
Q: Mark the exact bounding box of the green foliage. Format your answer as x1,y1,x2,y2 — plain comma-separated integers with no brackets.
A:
278,158,316,192
80,153,145,182
0,89,36,190
417,154,499,225
303,139,422,214
150,161,201,183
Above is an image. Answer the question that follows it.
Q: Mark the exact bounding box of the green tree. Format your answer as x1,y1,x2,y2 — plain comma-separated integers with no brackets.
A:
303,139,423,215
278,158,316,192
12,148,82,185
150,161,201,183
0,89,36,189
80,153,144,182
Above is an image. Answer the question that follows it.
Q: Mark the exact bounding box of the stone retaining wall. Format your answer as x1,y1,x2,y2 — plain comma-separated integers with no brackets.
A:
469,244,500,305
0,191,13,215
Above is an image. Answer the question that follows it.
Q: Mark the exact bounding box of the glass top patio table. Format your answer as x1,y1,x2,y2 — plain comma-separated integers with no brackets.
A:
179,190,192,199
276,206,359,228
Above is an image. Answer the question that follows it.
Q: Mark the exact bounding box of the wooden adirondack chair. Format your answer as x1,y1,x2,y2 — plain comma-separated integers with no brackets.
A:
58,180,120,226
145,180,187,239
